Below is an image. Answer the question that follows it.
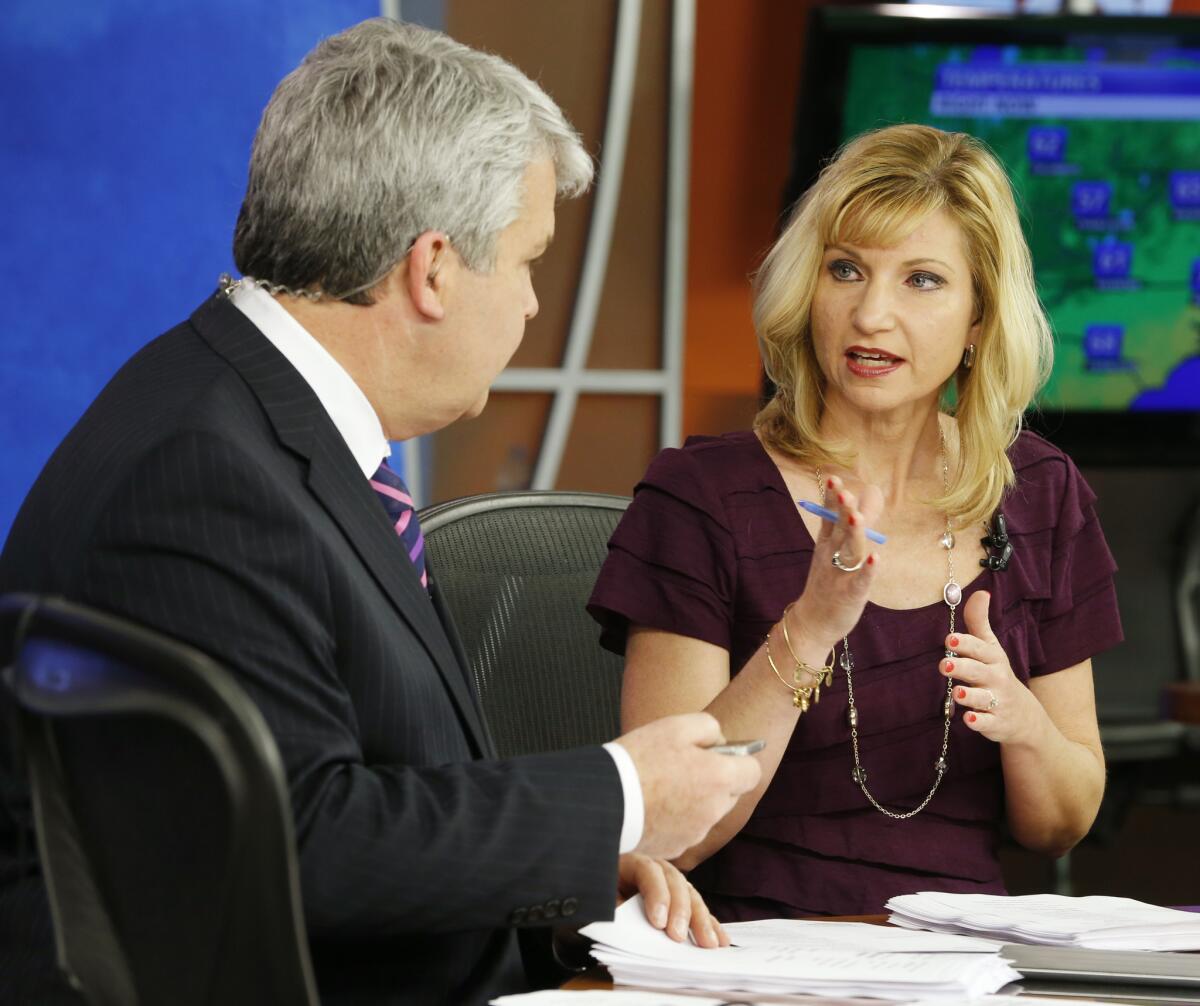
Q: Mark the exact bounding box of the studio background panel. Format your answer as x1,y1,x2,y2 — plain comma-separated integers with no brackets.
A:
0,0,379,538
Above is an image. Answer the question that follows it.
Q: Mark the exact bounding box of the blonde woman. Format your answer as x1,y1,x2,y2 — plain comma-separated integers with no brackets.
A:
589,124,1122,920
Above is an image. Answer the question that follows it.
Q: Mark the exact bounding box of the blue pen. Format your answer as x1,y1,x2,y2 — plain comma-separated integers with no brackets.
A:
797,500,888,545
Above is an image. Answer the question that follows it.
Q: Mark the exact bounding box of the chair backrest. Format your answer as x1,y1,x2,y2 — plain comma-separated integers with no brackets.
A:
0,594,319,1006
420,491,629,758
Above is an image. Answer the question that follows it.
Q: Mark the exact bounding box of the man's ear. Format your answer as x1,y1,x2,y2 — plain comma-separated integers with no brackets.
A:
405,231,452,321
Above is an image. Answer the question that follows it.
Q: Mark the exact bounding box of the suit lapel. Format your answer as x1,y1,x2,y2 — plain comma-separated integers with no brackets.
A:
428,569,498,759
189,293,491,755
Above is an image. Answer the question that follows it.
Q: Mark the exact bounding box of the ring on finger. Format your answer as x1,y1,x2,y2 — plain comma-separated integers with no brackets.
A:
983,688,999,711
832,550,865,573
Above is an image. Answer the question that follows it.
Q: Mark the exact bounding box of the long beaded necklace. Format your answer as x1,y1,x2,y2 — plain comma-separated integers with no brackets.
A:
813,429,959,819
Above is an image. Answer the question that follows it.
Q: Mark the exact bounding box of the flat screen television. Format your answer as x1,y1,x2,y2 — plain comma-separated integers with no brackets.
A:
787,3,1200,463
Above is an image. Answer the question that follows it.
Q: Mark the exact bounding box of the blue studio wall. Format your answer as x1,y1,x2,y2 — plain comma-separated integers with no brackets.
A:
0,0,382,538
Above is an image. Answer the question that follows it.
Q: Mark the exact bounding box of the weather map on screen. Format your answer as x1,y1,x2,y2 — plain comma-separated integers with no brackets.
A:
839,39,1200,412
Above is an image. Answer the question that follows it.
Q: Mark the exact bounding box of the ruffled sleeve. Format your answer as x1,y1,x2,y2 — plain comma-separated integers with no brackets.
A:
1003,434,1124,677
588,442,737,655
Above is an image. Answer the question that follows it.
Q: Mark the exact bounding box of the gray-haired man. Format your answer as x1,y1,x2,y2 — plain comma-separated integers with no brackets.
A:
0,19,759,1006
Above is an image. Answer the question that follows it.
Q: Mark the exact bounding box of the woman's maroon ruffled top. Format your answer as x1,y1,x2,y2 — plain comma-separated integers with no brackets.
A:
588,429,1123,918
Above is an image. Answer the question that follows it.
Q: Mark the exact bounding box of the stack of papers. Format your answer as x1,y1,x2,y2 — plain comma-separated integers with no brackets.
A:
887,892,1200,951
722,918,999,953
578,896,1020,1000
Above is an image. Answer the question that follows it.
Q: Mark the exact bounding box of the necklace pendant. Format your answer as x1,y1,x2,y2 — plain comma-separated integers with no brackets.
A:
839,428,955,822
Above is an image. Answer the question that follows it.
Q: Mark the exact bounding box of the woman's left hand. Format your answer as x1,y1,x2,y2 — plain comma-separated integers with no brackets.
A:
941,590,1043,746
617,853,729,948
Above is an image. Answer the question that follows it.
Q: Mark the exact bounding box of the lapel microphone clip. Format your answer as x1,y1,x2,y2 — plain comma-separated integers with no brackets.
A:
980,512,1013,572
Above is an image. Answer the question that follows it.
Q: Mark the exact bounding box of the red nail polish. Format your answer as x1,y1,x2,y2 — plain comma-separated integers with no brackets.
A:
827,477,835,488
955,687,966,700
949,635,960,648
944,660,954,673
866,554,875,566
837,492,846,505
848,513,857,526
966,712,976,724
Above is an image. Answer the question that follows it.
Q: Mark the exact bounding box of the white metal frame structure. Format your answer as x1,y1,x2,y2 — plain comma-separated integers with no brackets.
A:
388,0,695,499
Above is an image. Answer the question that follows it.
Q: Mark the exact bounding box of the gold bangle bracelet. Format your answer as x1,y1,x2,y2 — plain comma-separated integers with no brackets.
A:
764,630,793,690
780,602,834,691
765,620,830,713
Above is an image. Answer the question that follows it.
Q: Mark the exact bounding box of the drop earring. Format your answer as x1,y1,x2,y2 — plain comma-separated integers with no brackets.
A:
960,344,976,370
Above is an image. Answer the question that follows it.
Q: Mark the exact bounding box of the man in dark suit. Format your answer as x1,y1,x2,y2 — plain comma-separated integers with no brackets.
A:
0,19,761,1006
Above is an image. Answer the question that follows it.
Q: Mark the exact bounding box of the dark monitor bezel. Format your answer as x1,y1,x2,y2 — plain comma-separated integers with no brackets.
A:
786,4,1200,466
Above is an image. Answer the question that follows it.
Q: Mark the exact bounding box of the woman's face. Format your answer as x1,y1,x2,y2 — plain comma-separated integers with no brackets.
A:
809,207,980,420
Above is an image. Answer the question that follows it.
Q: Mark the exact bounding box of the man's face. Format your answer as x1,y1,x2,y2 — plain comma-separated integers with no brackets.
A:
439,158,556,422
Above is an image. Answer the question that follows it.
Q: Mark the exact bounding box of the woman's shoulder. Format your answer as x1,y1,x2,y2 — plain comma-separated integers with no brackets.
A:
1006,428,1086,490
679,428,763,459
634,429,789,536
1007,428,1073,473
1003,428,1095,532
642,429,776,491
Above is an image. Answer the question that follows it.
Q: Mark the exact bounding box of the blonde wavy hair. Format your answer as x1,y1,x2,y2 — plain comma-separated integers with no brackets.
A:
753,123,1052,529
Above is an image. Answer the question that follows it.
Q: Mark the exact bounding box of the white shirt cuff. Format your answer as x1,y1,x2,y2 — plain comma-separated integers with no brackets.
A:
602,741,644,854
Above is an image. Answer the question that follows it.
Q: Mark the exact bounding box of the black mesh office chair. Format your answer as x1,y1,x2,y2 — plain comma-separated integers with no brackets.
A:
420,491,629,758
0,594,319,1006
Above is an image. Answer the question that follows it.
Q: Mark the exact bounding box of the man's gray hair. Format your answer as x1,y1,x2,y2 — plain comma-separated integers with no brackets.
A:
233,18,593,304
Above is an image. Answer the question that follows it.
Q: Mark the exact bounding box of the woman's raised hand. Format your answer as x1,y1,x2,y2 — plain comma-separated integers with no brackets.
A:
790,474,885,650
943,590,1040,745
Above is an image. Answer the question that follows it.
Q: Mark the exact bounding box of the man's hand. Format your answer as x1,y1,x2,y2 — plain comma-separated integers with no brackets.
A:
614,712,761,861
618,853,728,948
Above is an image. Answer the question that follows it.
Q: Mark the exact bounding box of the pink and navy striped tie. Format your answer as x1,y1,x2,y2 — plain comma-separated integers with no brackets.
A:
369,459,427,590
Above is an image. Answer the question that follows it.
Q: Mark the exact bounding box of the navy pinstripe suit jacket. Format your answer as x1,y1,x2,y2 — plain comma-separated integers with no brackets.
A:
0,293,624,1005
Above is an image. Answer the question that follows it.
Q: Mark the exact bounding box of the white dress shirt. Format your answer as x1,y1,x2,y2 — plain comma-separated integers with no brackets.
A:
229,281,643,854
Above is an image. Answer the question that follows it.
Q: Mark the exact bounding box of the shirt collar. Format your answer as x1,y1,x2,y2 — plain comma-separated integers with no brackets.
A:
229,281,390,478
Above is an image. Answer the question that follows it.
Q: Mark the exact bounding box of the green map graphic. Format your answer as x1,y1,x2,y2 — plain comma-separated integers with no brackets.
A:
840,43,1200,411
